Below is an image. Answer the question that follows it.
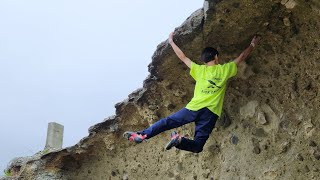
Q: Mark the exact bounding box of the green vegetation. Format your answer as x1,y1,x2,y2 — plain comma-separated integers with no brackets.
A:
3,169,12,177
41,148,50,155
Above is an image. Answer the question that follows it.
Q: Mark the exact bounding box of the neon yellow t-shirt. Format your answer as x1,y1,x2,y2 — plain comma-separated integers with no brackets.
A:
185,61,237,116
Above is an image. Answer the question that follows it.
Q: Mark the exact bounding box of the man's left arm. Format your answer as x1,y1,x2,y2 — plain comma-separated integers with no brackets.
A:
168,32,192,68
234,36,260,65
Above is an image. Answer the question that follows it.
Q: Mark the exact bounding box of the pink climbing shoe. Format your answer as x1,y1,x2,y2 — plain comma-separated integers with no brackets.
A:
165,131,181,150
123,131,147,143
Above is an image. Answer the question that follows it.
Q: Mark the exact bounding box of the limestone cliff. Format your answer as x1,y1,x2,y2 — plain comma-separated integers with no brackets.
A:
3,0,320,179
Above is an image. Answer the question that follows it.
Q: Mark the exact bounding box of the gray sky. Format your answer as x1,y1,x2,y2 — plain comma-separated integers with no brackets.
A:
0,0,203,175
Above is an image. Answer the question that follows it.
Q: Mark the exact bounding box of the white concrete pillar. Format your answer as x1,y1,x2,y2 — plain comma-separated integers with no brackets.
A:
45,122,64,150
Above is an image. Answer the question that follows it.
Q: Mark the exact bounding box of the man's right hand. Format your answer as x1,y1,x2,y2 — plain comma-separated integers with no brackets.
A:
250,35,261,47
234,35,261,65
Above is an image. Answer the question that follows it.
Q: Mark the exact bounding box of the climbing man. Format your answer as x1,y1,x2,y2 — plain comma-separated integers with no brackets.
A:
124,32,260,153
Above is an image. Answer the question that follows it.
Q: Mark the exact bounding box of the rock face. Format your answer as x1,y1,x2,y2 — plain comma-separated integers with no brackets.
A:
3,0,320,179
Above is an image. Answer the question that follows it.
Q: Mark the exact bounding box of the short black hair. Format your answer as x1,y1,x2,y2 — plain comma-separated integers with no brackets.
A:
200,47,219,63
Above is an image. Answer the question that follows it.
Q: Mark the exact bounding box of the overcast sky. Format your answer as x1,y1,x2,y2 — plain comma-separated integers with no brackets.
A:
0,0,203,176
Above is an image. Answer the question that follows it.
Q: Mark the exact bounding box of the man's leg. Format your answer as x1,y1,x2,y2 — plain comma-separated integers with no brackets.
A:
139,108,198,139
175,108,218,153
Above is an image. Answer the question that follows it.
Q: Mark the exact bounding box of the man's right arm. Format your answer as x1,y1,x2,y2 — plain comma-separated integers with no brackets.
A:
234,36,260,65
168,32,192,68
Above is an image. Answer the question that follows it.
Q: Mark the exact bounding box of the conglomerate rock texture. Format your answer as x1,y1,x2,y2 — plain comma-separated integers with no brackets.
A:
3,0,320,179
